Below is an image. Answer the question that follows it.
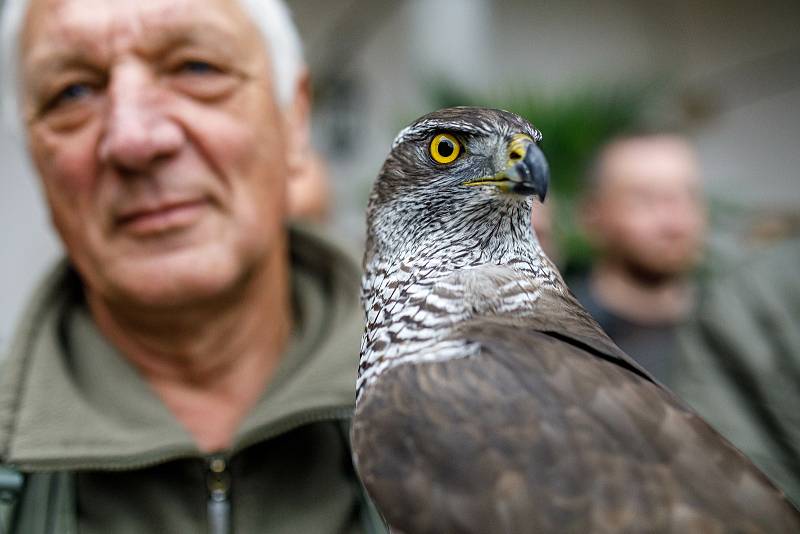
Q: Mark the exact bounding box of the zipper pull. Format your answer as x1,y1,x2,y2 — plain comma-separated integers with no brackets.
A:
206,454,232,534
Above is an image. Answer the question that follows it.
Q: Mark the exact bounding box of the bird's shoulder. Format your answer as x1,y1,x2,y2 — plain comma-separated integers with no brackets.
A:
423,262,648,379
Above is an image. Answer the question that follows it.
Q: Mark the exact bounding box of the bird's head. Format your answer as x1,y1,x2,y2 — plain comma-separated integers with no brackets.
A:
365,107,550,265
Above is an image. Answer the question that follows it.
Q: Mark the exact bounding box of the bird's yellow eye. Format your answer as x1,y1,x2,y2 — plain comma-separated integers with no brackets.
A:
430,133,461,164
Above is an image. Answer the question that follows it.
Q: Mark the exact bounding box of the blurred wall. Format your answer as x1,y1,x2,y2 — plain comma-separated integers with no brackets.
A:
300,0,800,233
0,123,64,352
1,0,799,350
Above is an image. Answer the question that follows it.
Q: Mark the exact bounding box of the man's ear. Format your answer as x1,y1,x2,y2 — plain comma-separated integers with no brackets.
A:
284,69,330,221
285,68,312,180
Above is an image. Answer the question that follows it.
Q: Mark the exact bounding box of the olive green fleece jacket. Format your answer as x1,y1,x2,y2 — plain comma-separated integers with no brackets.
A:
0,226,386,533
674,238,800,506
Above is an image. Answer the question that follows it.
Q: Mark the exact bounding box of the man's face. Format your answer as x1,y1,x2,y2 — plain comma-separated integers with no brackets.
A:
21,0,304,308
585,136,706,280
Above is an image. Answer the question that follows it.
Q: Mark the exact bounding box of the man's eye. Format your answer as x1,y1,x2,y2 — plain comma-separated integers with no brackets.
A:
178,60,221,75
169,59,237,101
46,83,94,111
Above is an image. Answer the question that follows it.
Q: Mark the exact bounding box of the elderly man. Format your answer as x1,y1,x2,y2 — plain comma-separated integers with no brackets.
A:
0,0,382,532
572,132,707,386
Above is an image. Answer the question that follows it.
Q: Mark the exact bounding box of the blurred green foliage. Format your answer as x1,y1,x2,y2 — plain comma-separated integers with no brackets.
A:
425,82,652,273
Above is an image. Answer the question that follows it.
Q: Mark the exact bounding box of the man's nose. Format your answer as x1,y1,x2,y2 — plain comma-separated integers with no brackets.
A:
657,196,696,236
98,64,184,173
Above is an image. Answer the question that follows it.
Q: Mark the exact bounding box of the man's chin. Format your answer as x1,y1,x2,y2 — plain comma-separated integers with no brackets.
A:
95,250,247,311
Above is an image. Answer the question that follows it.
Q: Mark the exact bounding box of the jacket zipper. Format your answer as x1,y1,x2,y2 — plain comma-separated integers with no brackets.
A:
8,407,386,533
206,454,232,534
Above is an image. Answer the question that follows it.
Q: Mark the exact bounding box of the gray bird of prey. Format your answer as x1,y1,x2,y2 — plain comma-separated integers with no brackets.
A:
351,107,800,534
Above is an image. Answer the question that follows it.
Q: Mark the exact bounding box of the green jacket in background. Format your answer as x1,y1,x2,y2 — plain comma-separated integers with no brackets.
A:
675,238,800,506
0,226,386,533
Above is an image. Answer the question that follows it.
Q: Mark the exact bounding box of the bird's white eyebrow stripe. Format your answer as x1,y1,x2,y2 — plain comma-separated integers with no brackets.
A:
392,118,487,148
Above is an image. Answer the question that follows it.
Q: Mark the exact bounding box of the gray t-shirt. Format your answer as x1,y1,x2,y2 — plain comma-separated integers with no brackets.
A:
568,277,680,387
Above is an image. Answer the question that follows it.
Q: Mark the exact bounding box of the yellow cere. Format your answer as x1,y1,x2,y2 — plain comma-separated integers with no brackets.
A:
430,133,461,164
508,134,534,163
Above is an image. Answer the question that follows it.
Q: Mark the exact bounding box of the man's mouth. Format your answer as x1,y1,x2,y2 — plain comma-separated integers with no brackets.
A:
115,198,210,236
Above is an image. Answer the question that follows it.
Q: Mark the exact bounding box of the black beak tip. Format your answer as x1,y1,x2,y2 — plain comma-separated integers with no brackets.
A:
517,144,550,202
537,181,548,203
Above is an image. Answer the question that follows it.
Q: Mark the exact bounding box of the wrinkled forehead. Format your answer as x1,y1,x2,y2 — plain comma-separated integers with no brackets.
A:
22,0,259,63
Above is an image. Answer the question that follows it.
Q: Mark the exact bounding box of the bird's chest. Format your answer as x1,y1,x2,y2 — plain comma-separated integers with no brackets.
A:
357,272,475,400
357,260,548,399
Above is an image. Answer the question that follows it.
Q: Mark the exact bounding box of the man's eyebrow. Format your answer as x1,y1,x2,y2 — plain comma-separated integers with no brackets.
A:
24,51,100,73
21,51,106,101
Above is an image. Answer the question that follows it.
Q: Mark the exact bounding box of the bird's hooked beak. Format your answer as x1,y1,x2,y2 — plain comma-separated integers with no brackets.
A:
464,134,550,202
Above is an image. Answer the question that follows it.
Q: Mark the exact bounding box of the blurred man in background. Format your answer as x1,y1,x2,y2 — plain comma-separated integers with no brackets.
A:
572,131,800,505
0,0,382,532
571,132,707,385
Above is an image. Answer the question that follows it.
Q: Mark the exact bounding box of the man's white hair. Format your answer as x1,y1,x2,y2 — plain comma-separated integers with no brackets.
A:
0,0,305,137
